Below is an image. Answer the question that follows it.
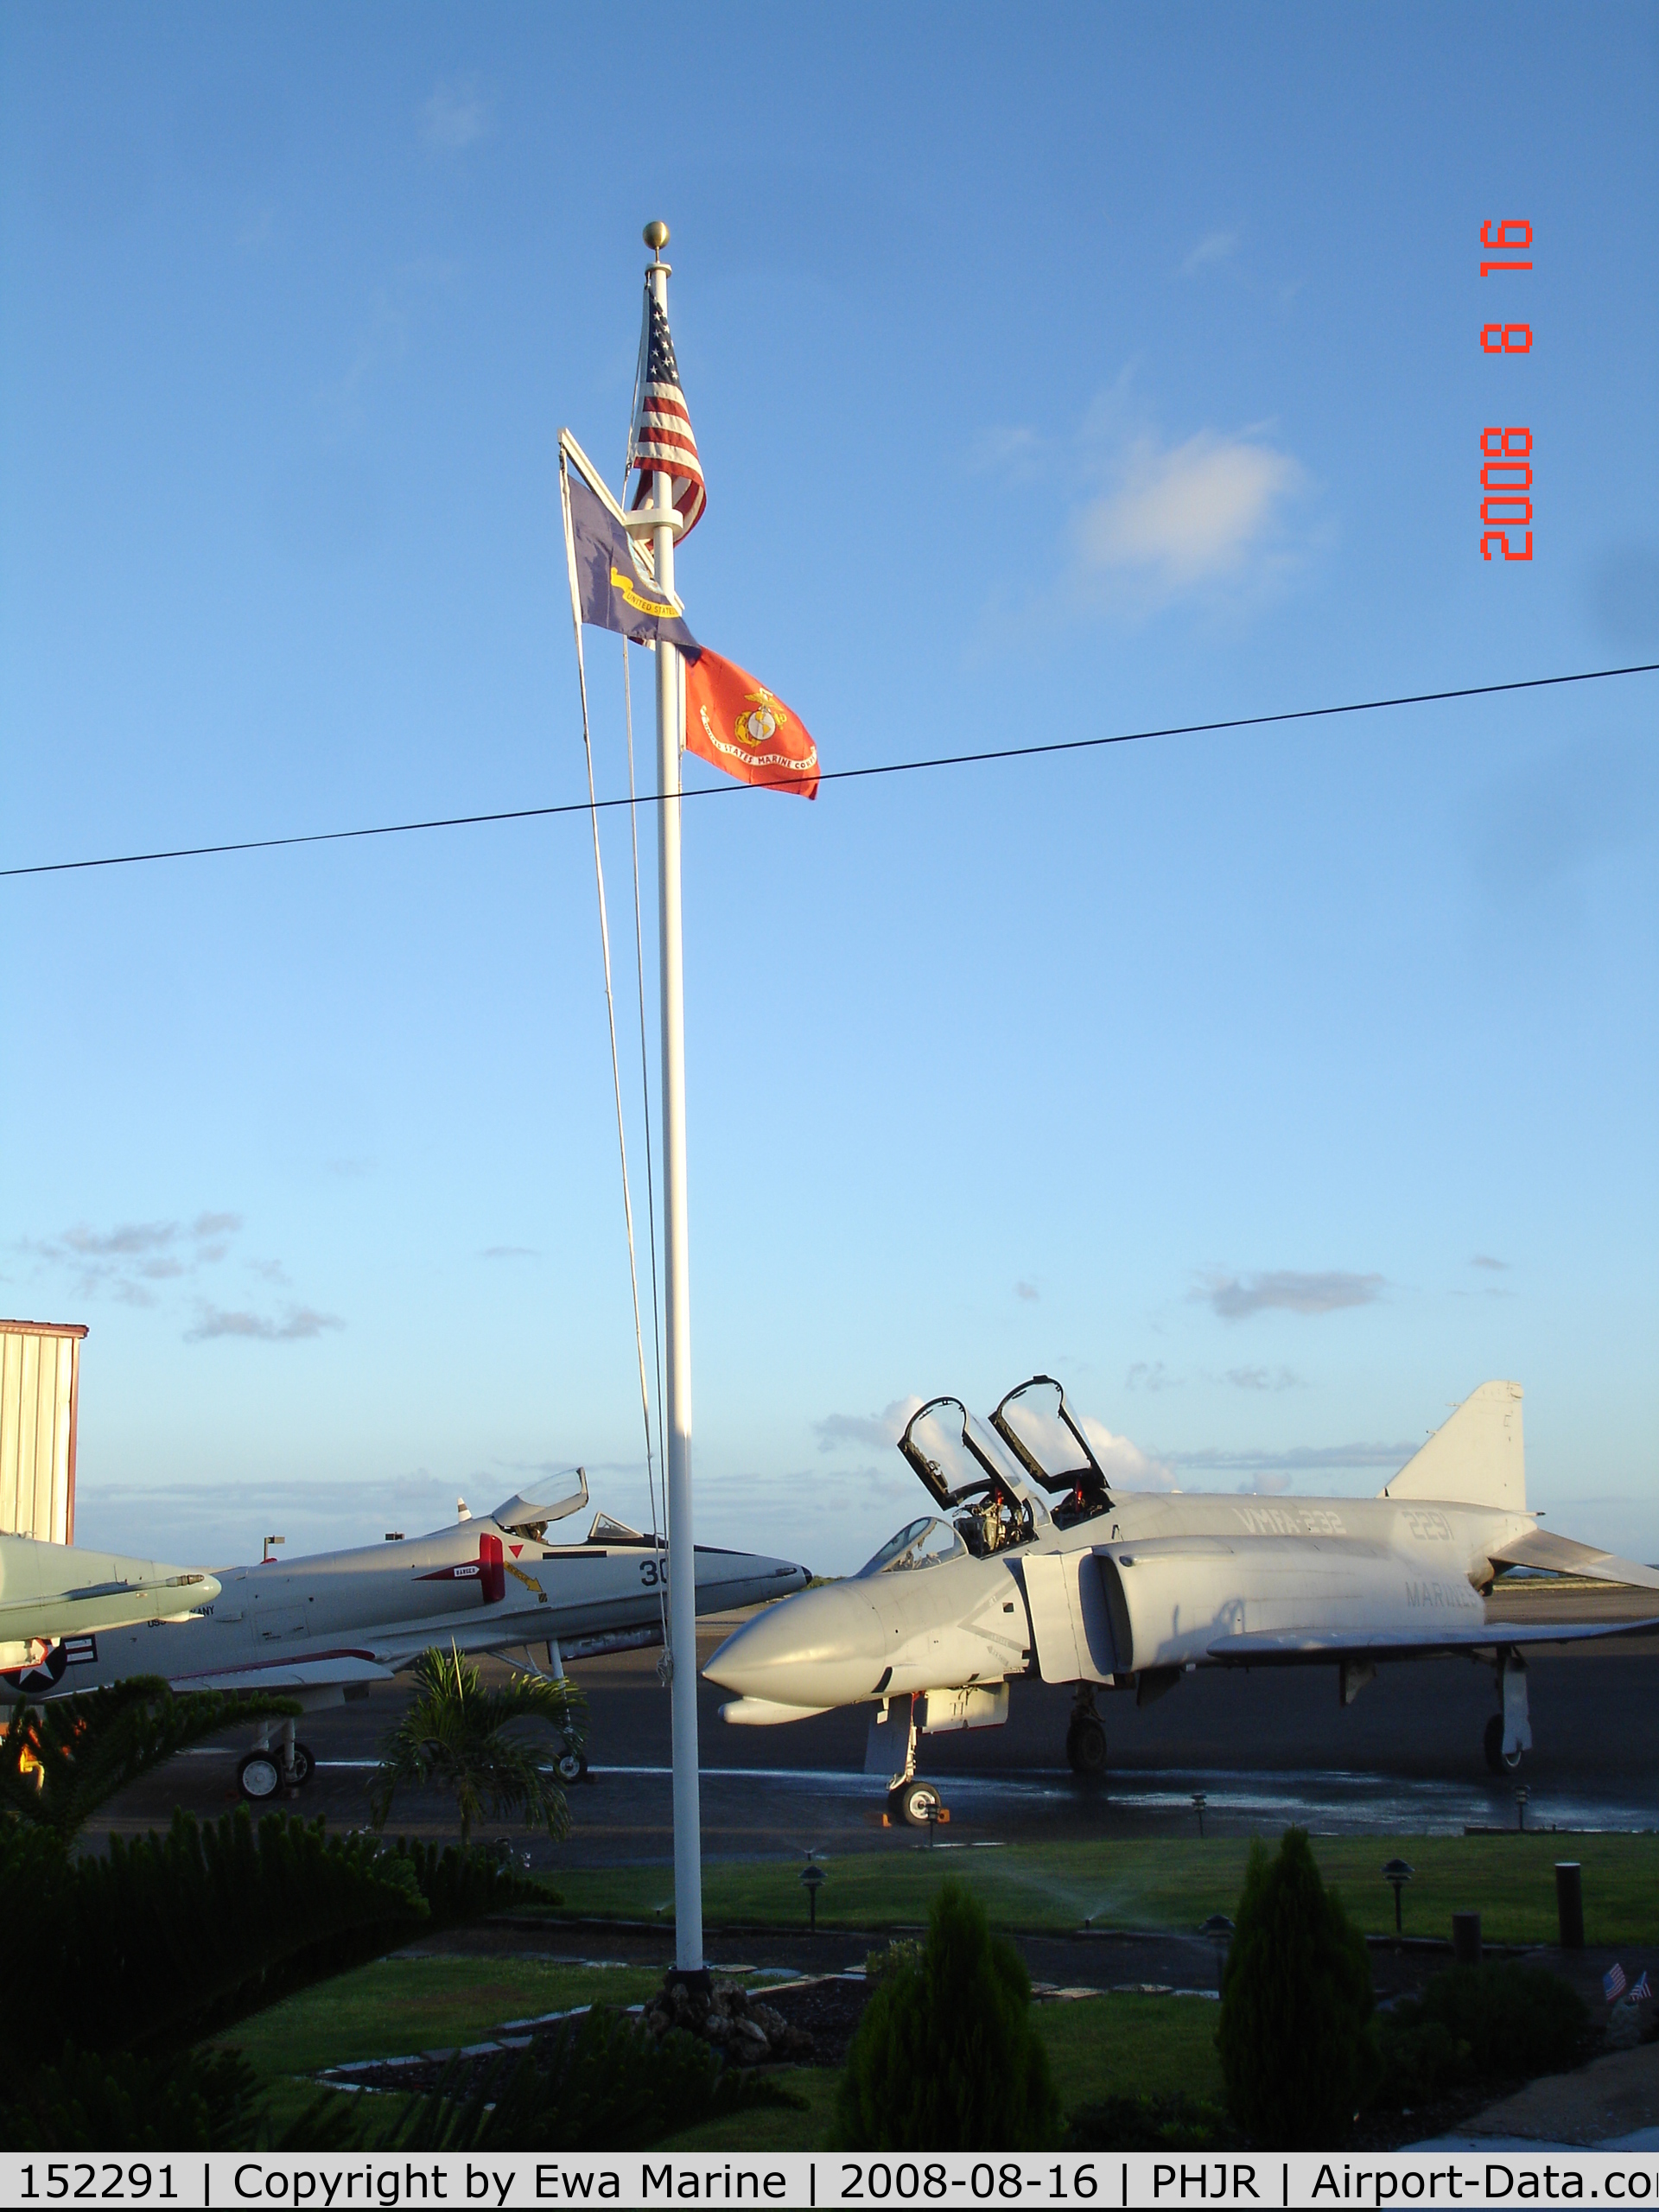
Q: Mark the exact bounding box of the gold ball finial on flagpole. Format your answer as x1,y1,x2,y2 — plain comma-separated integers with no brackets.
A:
644,219,670,257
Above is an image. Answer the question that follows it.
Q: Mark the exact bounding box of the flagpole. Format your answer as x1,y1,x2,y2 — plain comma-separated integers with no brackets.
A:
643,219,704,1980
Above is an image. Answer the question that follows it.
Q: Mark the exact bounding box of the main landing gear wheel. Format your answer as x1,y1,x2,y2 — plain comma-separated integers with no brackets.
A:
1066,1714,1108,1778
237,1751,283,1802
893,1778,945,1829
555,1748,588,1784
1484,1713,1524,1776
289,1741,315,1788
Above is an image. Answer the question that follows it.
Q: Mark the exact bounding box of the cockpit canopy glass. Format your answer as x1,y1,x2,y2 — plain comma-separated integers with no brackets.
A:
855,1516,967,1579
899,1402,1047,1516
993,1378,1098,1490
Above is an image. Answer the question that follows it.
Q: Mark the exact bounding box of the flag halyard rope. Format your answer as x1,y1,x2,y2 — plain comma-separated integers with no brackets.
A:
559,454,666,1645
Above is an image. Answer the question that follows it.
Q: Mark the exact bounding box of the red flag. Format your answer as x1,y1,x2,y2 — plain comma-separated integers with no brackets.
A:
683,647,819,800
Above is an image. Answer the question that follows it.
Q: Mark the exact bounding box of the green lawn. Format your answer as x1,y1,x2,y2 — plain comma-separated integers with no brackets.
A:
657,1993,1224,2152
544,1833,1659,1946
216,1956,669,2078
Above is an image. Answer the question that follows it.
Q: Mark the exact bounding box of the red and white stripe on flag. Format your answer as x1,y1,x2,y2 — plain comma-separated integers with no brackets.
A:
627,291,706,537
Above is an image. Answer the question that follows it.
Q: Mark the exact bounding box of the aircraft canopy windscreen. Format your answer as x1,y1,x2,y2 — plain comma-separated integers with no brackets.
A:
855,1517,966,1579
990,1376,1110,1517
900,1400,1043,1511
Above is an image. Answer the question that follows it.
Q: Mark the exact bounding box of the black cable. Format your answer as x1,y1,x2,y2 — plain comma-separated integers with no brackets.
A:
3,658,1656,882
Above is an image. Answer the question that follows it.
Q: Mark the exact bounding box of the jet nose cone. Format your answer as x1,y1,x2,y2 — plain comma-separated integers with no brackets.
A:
703,1580,887,1709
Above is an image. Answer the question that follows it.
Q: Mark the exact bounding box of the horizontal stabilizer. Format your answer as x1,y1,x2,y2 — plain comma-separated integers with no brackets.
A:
1207,1614,1659,1664
1381,1382,1525,1511
1491,1530,1659,1592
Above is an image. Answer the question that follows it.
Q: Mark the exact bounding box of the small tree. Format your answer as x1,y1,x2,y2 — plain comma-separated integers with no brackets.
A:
0,1678,301,1841
834,1878,1061,2152
370,1643,584,1848
1216,1828,1376,2148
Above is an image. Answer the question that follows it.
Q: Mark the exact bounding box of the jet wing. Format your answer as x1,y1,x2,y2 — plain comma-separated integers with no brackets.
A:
1489,1531,1659,1592
161,1652,398,1693
1207,1616,1659,1663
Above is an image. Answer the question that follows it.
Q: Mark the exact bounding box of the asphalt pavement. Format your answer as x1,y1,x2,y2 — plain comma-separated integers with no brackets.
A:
92,1601,1659,1866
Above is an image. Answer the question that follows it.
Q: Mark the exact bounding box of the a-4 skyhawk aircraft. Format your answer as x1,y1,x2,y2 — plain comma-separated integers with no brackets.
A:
705,1377,1659,1826
3,1471,806,1802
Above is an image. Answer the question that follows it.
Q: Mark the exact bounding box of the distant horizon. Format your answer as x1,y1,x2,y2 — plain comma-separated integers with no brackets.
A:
3,3,1655,1580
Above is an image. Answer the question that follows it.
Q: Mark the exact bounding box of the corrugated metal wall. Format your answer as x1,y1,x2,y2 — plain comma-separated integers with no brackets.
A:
0,1321,86,1543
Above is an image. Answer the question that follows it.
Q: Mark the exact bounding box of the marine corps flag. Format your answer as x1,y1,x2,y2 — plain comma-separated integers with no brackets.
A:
683,647,820,800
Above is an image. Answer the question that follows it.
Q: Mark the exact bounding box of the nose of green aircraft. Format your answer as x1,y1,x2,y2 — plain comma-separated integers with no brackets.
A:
702,1580,890,1708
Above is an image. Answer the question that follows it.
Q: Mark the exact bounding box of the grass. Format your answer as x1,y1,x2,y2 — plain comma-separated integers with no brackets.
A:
656,1993,1226,2152
214,1956,669,2078
543,1832,1659,1946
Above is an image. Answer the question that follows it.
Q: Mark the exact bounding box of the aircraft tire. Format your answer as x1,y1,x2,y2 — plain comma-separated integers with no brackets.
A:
556,1748,588,1785
894,1779,944,1828
289,1741,315,1788
1066,1716,1108,1777
1484,1713,1523,1776
238,1751,283,1802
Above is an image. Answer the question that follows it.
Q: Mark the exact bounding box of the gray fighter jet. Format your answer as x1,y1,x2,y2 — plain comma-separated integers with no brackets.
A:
0,1532,219,1662
3,1471,806,1802
704,1378,1659,1825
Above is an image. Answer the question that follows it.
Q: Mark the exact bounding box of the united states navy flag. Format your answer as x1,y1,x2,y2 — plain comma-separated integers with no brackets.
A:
559,438,701,656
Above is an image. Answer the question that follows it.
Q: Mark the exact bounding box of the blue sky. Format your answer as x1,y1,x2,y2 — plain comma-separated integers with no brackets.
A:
3,3,1656,1576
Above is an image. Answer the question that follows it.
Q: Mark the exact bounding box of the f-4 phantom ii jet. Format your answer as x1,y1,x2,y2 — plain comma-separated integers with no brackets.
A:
705,1377,1659,1827
3,1471,806,1802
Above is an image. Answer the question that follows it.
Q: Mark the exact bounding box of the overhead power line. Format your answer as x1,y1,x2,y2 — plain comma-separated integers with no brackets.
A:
3,658,1656,884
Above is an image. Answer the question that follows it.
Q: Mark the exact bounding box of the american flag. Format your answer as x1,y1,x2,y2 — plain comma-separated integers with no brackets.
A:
1605,1962,1628,2002
1634,1972,1652,2003
626,288,705,538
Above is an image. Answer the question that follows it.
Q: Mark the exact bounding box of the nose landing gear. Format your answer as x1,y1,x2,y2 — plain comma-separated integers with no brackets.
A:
880,1697,952,1829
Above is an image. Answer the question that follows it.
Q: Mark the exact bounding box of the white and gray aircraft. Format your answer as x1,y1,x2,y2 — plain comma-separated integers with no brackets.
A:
705,1378,1659,1826
3,1471,806,1802
0,1532,219,1665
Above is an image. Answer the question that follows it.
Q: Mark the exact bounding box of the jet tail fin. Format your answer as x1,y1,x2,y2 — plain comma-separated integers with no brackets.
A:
1380,1381,1525,1511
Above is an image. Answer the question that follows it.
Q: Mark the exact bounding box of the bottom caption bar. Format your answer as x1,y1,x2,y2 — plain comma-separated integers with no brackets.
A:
5,2152,1658,2206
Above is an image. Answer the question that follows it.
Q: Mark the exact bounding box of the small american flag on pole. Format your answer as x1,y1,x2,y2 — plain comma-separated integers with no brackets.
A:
626,288,706,538
1605,1962,1628,2002
1633,1972,1652,2003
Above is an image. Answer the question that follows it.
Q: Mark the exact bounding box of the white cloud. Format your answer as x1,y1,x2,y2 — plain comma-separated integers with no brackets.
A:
186,1304,344,1344
1125,1360,1180,1392
1200,1269,1384,1321
1077,430,1305,590
1079,1414,1177,1491
1179,230,1238,276
813,1397,924,1454
420,81,490,152
1225,1365,1302,1391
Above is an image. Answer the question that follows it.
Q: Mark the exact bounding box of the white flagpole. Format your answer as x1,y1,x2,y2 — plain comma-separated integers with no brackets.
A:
641,220,704,1979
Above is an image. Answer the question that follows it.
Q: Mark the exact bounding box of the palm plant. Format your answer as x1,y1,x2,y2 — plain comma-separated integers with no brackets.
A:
0,1678,301,1842
369,1644,585,1849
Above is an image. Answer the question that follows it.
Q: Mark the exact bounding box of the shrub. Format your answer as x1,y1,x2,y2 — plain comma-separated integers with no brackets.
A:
834,1878,1061,2152
0,1807,541,2054
1065,2094,1243,2152
1215,1828,1376,2148
364,2009,802,2152
1375,1964,1588,2109
0,2045,266,2152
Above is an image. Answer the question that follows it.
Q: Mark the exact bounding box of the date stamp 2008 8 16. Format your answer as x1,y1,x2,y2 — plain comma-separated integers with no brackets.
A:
1480,218,1532,562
